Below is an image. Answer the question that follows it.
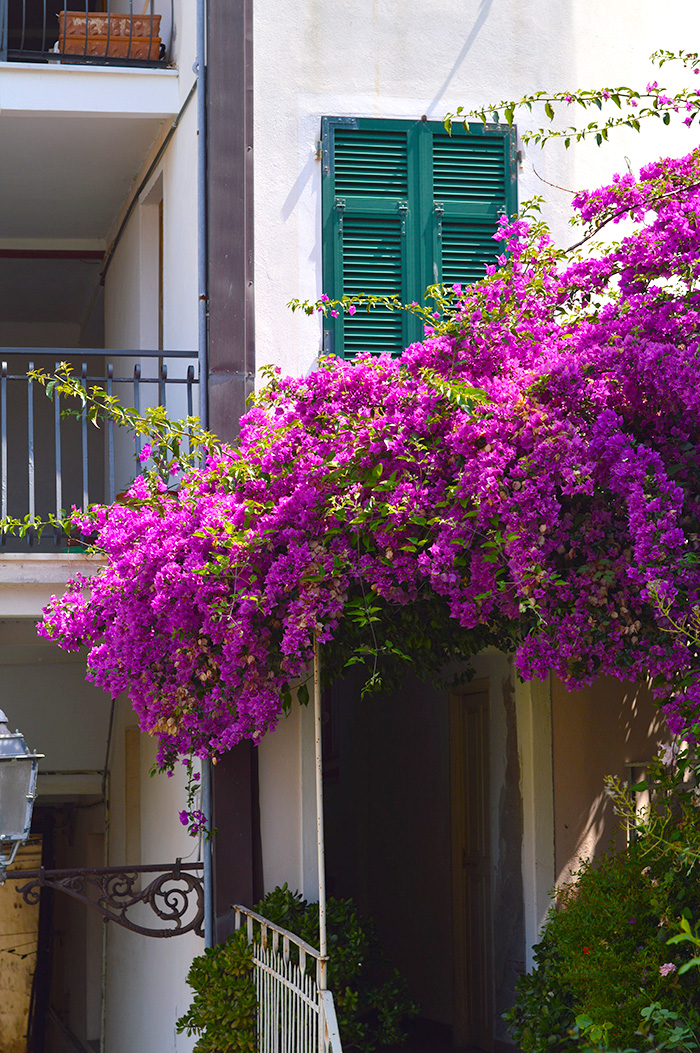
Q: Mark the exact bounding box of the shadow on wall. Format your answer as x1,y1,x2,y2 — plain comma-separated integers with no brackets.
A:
552,676,665,887
425,0,495,116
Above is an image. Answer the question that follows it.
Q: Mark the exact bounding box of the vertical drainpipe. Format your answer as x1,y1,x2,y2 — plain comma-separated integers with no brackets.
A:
196,0,209,431
195,0,214,950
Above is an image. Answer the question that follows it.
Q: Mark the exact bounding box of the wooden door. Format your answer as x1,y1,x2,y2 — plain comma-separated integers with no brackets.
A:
450,684,493,1051
0,837,42,1053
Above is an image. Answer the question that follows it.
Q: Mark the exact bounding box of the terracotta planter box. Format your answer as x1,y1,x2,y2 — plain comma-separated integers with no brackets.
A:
57,11,162,61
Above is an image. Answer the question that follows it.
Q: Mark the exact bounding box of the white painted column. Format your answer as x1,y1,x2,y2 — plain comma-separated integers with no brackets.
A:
258,682,321,900
515,674,555,969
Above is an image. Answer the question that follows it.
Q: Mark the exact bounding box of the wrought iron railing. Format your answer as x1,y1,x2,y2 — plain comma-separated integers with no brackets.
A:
233,905,343,1053
0,348,198,547
0,0,172,66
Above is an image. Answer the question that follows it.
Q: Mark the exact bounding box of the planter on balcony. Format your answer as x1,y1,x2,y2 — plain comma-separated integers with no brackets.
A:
57,11,162,61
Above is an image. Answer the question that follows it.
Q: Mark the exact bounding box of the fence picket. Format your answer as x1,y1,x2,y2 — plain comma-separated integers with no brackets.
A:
233,904,342,1053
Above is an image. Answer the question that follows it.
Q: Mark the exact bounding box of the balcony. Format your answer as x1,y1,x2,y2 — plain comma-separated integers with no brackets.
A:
0,347,198,549
1,1,172,67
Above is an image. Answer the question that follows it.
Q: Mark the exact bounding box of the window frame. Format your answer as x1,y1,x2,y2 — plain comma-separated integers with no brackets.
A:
320,115,518,359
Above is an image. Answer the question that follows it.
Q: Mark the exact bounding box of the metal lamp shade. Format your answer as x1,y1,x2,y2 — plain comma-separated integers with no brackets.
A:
0,710,42,864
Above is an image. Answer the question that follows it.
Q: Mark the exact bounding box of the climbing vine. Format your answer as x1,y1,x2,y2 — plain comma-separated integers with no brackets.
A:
35,146,700,810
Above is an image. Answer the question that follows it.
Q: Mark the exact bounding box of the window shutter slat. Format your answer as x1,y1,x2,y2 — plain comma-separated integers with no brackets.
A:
341,216,404,358
433,132,510,284
334,129,409,196
441,221,503,285
433,135,507,202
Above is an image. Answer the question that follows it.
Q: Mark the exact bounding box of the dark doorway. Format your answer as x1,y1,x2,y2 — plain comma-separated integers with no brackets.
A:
324,674,495,1052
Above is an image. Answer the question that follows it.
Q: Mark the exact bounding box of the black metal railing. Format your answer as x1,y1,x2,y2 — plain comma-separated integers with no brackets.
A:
0,348,198,548
0,0,172,67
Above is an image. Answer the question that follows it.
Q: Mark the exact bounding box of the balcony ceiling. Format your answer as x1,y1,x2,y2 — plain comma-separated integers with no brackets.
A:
0,112,166,240
0,63,180,338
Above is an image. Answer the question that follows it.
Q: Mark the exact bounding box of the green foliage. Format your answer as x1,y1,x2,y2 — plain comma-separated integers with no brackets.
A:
29,362,222,479
668,917,700,974
176,929,256,1053
177,886,418,1053
444,49,700,147
255,885,420,1052
323,587,519,700
506,753,700,1052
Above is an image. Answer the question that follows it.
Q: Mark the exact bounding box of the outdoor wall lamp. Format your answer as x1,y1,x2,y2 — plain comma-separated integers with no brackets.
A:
0,710,204,939
0,709,43,882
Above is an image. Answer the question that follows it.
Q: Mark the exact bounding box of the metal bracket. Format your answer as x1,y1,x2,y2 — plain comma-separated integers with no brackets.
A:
335,198,346,233
320,116,359,177
398,201,409,235
8,860,204,939
434,202,444,238
510,130,520,184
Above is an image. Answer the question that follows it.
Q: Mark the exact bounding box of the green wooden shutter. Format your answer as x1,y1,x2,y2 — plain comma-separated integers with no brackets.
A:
322,120,414,359
432,128,515,287
322,119,516,359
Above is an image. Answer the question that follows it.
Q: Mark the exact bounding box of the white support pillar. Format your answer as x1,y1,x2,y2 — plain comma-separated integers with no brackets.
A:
515,674,556,969
313,632,328,989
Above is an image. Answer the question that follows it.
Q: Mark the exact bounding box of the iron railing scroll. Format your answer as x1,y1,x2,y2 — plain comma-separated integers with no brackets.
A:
0,0,173,67
233,905,343,1053
9,860,205,937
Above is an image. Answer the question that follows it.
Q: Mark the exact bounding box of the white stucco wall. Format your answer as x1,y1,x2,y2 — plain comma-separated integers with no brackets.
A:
104,698,202,1053
103,52,198,492
253,0,697,379
257,694,320,900
85,7,201,1046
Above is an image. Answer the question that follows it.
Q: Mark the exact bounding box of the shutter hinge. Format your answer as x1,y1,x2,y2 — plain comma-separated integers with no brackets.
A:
321,116,359,177
335,198,346,233
398,201,409,235
434,202,444,238
323,329,335,356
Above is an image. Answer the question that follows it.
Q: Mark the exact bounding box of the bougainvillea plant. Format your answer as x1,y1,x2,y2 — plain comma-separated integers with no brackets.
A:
34,143,700,830
445,48,700,147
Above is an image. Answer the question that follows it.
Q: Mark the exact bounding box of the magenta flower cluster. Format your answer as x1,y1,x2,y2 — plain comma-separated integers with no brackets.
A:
39,147,700,767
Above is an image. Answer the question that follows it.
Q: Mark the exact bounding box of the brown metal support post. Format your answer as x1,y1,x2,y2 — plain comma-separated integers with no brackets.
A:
207,0,255,439
207,0,260,935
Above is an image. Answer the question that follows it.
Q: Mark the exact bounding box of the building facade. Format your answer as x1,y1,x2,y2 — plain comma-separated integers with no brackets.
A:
0,1,693,1050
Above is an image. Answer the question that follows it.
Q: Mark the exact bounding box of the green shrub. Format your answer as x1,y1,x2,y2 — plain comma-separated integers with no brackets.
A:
506,748,700,1052
177,885,418,1053
176,928,256,1053
255,885,419,1051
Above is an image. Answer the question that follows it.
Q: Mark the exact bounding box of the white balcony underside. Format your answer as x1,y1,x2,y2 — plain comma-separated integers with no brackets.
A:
0,60,179,118
0,553,105,616
0,63,179,242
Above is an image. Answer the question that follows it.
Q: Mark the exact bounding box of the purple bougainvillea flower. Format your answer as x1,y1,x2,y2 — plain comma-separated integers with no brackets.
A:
37,146,700,772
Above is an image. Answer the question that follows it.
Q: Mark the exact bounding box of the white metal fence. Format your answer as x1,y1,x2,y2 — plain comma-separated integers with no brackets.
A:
233,905,343,1053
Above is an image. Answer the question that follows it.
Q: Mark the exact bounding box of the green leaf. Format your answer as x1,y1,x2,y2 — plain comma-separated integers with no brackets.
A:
297,683,310,707
544,101,555,120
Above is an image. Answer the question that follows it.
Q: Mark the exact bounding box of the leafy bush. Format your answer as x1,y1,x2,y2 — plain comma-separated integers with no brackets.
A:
255,885,419,1051
506,749,700,1052
177,885,418,1053
176,928,256,1053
